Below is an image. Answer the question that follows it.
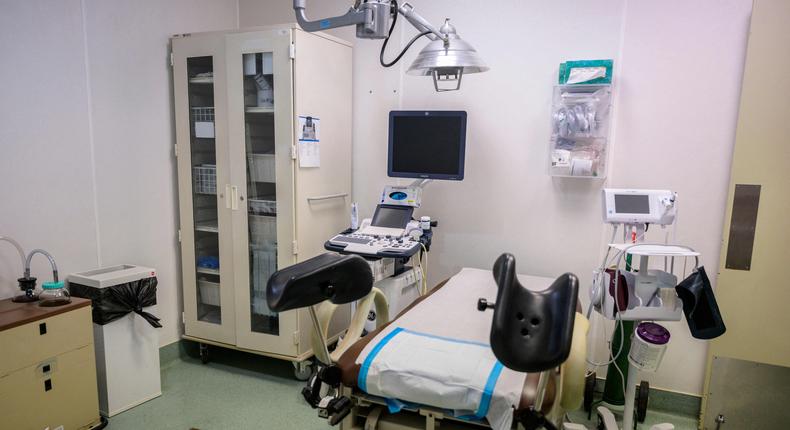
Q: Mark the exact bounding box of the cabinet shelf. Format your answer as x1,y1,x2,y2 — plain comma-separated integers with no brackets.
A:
608,243,700,257
196,267,219,275
189,76,214,84
195,222,218,233
246,106,274,114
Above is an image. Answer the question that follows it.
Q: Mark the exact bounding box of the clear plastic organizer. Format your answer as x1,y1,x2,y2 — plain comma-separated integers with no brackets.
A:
549,84,612,178
251,244,277,316
247,153,275,183
249,214,276,244
197,279,220,307
249,197,276,215
193,165,217,194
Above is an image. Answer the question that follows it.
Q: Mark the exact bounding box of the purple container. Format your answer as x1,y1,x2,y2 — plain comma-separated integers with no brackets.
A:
636,322,671,345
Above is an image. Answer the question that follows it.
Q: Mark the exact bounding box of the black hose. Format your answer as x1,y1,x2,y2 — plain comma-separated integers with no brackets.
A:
379,0,431,68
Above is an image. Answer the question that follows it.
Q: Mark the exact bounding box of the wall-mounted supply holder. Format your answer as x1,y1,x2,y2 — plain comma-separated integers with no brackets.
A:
549,84,612,178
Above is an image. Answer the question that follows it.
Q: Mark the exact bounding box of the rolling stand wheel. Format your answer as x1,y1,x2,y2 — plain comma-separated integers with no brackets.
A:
199,343,209,364
584,372,597,420
636,380,649,423
294,360,314,381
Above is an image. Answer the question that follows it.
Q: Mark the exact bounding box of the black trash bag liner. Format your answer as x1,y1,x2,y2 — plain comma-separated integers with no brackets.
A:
675,266,725,340
69,277,162,328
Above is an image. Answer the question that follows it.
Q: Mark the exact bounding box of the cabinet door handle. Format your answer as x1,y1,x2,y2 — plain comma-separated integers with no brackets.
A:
307,193,348,202
224,185,231,209
231,186,239,211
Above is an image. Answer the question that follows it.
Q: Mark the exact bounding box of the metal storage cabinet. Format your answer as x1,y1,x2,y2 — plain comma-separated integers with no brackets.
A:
171,25,352,372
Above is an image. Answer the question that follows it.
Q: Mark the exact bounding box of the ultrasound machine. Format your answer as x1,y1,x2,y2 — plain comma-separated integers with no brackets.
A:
324,110,467,259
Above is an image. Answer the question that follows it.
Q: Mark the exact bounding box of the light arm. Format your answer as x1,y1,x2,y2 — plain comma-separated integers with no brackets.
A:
292,0,367,32
293,0,446,42
397,2,445,42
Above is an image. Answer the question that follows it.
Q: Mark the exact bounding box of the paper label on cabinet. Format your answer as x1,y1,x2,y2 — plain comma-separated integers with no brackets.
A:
297,115,320,168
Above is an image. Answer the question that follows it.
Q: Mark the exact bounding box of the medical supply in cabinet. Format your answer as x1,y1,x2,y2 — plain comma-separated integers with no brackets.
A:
193,164,217,194
192,107,215,138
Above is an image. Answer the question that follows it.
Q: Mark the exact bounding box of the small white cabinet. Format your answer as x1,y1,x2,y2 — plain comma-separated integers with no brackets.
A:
172,25,352,362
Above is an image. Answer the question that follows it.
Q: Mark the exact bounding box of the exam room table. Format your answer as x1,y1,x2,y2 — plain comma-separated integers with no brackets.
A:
267,255,586,430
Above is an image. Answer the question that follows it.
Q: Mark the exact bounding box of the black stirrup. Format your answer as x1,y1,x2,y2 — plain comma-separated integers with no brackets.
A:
267,253,373,313
481,253,579,373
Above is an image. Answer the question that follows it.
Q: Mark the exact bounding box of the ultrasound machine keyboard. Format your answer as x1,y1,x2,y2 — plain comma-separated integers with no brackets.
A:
327,233,421,258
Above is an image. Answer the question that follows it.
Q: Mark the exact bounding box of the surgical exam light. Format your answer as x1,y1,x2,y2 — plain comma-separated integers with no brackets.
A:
293,0,488,91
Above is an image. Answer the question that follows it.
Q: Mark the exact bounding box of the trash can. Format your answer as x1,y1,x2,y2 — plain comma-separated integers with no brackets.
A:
68,265,162,417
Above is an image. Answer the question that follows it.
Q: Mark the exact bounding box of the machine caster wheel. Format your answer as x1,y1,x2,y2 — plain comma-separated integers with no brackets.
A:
584,372,596,419
636,380,649,423
199,343,210,364
293,360,314,381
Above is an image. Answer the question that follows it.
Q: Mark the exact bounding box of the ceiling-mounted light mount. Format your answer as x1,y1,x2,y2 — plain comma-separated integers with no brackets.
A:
292,0,488,92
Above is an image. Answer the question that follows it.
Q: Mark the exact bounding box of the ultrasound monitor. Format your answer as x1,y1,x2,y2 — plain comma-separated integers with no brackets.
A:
387,111,467,180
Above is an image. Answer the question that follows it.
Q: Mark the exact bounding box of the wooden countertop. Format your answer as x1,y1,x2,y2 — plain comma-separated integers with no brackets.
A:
0,297,91,332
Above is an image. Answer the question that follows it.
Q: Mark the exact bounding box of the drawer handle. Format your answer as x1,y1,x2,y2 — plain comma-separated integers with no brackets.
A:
307,193,348,202
44,379,52,391
39,322,47,335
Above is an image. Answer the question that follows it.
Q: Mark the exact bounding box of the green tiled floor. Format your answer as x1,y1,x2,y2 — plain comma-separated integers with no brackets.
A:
108,344,699,430
108,346,326,430
567,407,698,430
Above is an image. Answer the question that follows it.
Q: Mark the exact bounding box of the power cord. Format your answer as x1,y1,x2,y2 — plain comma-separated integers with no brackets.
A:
379,0,431,68
416,243,429,296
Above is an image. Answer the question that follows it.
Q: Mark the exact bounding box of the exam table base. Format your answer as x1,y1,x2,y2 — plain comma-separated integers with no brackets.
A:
340,387,491,430
339,386,554,430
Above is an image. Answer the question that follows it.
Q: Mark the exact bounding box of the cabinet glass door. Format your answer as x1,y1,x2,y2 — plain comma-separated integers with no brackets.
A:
173,34,235,345
242,51,279,335
228,31,297,354
187,56,223,325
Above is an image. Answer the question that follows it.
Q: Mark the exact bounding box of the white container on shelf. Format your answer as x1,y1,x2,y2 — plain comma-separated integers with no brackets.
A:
193,165,217,194
243,53,256,75
249,198,277,215
262,52,273,75
247,154,275,182
192,107,215,138
198,279,221,307
67,265,161,417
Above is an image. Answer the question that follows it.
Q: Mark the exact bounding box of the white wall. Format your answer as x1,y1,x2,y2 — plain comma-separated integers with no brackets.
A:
0,0,238,347
0,0,99,301
608,0,752,395
84,0,237,348
242,0,752,395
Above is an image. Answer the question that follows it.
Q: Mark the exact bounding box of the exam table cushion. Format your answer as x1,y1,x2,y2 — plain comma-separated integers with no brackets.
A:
336,275,575,413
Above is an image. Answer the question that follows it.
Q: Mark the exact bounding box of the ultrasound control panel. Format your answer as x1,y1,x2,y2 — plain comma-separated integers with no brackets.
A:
325,233,422,258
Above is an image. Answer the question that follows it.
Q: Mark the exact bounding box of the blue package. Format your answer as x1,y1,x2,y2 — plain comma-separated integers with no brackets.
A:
197,256,220,269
